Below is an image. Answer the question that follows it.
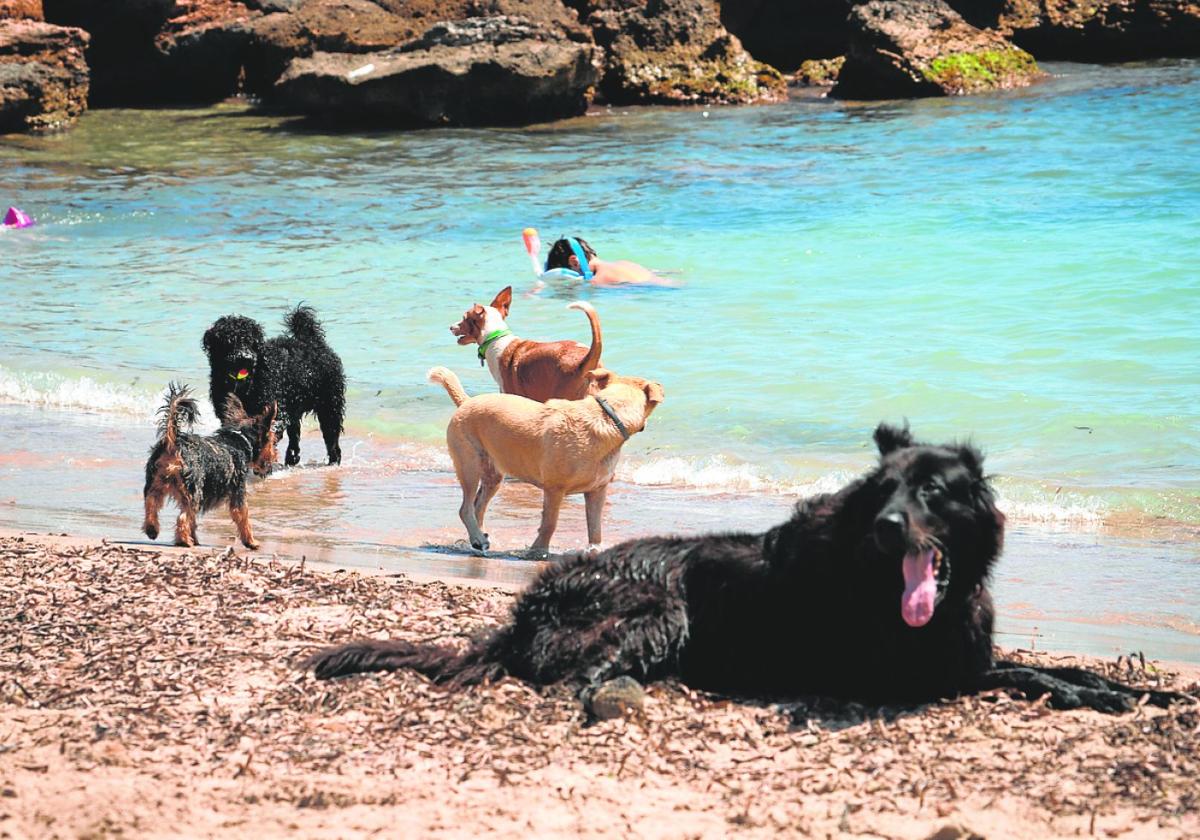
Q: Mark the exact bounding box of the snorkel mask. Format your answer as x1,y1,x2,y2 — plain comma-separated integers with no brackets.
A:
546,237,594,281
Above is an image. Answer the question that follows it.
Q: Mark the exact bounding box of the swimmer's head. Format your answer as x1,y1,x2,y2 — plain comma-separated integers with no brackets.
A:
545,236,597,272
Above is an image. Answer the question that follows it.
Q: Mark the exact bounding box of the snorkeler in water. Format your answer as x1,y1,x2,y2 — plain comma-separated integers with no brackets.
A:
543,236,676,287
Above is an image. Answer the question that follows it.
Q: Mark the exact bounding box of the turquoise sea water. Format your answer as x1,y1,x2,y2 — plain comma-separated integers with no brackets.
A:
1,61,1197,659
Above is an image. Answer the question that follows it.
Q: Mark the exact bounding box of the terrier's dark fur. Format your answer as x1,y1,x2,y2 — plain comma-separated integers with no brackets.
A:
306,423,1187,714
142,383,278,549
202,305,345,467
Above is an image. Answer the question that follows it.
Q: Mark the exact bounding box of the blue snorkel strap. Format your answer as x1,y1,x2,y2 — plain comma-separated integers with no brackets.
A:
567,237,594,281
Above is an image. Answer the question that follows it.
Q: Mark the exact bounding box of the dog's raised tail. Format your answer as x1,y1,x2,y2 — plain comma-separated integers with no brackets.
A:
283,304,326,341
427,366,469,407
156,382,200,453
303,631,509,686
567,301,602,375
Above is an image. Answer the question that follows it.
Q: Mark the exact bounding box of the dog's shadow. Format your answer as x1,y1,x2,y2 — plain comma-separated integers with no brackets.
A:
777,695,927,732
419,541,554,563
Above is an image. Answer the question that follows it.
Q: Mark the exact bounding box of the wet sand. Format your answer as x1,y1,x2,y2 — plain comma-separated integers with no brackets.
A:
2,532,1197,839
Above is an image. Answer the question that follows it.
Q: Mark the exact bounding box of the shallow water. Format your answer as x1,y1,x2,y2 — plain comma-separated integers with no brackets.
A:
1,60,1198,661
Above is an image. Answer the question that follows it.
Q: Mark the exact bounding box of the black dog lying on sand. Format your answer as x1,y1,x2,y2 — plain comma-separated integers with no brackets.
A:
203,305,345,467
308,424,1185,713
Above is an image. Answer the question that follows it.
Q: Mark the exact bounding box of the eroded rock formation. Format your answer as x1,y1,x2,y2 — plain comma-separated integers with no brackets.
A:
271,15,600,126
0,19,88,132
580,0,786,104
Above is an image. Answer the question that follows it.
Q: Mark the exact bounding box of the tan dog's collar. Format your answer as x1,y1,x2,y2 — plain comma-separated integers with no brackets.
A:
594,396,630,440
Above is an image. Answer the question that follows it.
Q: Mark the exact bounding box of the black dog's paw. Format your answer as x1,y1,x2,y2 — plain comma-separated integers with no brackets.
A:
581,676,645,721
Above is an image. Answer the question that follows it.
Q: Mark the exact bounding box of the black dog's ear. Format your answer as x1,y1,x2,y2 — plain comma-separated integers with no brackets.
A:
874,422,914,456
958,443,985,476
202,325,216,356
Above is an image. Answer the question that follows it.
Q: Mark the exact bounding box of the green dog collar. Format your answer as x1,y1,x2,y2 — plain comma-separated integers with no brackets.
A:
477,329,512,365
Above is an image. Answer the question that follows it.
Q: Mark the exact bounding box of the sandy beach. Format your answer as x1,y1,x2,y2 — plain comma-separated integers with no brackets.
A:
2,530,1197,839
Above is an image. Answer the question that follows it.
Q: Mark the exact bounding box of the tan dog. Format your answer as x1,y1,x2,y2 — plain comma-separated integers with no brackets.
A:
449,286,602,402
428,365,664,559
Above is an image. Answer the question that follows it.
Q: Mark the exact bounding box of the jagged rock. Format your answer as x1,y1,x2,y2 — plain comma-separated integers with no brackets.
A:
246,0,590,96
952,0,1200,61
834,0,1043,99
154,1,257,102
0,0,44,21
0,19,88,132
270,16,600,126
718,0,850,72
581,0,785,105
292,0,414,52
794,55,844,86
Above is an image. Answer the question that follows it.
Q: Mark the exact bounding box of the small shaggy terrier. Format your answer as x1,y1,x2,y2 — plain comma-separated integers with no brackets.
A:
307,423,1185,714
202,305,345,467
142,383,277,549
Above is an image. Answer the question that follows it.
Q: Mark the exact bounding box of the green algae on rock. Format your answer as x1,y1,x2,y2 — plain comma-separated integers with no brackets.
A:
835,0,1044,99
923,46,1040,94
794,56,845,87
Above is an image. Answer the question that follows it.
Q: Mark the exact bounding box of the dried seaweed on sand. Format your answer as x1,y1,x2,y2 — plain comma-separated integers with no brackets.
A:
1,534,1197,838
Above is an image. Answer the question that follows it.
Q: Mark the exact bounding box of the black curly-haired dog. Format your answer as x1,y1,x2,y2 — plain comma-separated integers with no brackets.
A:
202,305,345,467
307,423,1187,714
142,383,278,549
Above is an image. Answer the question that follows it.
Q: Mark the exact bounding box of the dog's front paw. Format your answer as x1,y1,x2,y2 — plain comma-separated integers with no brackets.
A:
586,543,603,558
242,538,261,551
581,676,645,721
524,546,550,561
144,524,159,541
470,533,489,554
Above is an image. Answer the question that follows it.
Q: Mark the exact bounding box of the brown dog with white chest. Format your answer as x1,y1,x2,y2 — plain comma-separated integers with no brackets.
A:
427,365,664,559
449,286,602,402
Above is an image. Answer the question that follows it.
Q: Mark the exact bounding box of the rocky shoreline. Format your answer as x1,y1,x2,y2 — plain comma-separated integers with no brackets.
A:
2,532,1198,838
1,0,1197,133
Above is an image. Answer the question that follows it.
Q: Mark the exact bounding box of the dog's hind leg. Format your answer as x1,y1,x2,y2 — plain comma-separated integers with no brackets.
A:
985,661,1187,711
174,507,198,547
583,484,608,556
230,500,260,550
285,416,302,467
142,483,165,541
528,488,566,559
166,482,199,547
449,437,489,552
473,460,503,533
547,606,687,717
316,405,342,465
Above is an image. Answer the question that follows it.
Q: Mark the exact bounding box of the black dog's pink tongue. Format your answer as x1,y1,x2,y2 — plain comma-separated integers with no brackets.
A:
901,548,937,627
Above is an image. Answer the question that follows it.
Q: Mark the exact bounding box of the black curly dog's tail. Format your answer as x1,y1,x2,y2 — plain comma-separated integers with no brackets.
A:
283,304,327,342
304,626,515,686
156,382,200,454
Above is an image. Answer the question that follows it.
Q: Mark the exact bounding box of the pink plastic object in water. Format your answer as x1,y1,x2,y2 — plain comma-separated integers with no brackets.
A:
3,207,34,228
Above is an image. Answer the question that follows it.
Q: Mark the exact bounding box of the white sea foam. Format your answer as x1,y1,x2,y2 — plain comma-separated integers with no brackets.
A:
0,366,166,421
618,454,855,498
993,493,1109,527
619,453,1115,527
